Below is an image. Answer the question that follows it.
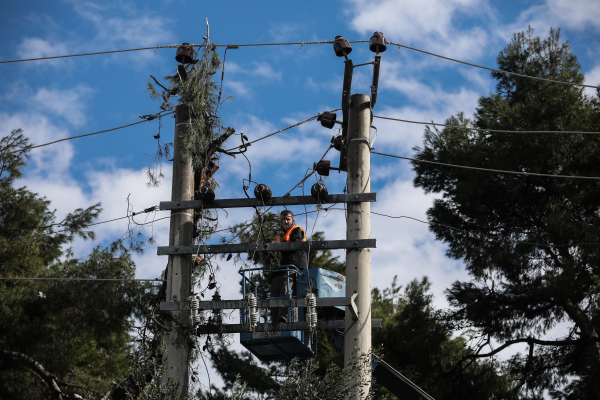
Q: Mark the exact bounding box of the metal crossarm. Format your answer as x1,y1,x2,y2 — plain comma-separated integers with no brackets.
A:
159,192,376,210
160,294,358,312
195,319,382,334
157,239,376,255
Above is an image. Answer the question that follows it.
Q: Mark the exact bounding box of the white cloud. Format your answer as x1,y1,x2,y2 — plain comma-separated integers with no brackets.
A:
511,0,600,36
227,62,282,81
584,64,600,97
29,85,93,127
15,38,70,66
0,112,74,176
497,0,600,45
347,0,494,61
69,1,173,48
223,62,284,97
15,1,174,68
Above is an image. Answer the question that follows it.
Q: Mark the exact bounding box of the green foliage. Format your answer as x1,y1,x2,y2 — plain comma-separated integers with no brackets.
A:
0,131,152,399
412,27,600,399
200,355,378,400
372,277,516,400
146,44,235,181
275,355,377,400
198,345,280,399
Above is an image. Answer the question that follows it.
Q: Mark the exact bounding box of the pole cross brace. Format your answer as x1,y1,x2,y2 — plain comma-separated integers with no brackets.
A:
159,192,376,210
157,239,376,255
195,319,382,334
160,295,359,312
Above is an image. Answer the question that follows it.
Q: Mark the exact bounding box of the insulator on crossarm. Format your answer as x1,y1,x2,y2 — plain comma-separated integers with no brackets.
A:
369,32,387,54
189,295,201,325
246,293,258,332
254,183,272,202
306,293,317,332
333,35,352,58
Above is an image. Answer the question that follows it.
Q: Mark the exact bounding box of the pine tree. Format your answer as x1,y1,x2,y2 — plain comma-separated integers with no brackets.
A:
0,130,151,399
412,27,600,399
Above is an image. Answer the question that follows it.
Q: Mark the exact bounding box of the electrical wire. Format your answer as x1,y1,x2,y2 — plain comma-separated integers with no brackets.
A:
223,109,341,152
0,277,165,282
0,40,369,64
214,40,367,48
373,115,600,135
387,41,600,90
6,111,174,155
372,151,600,180
371,211,600,247
0,44,204,64
3,36,596,91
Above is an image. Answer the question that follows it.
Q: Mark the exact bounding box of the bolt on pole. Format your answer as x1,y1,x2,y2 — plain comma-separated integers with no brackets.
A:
345,93,372,399
162,104,194,397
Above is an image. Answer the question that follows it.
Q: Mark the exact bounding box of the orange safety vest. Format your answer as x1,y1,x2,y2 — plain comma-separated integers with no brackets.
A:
281,225,307,242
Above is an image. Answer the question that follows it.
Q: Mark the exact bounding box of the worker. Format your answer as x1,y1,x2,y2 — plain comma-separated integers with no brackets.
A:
271,210,307,323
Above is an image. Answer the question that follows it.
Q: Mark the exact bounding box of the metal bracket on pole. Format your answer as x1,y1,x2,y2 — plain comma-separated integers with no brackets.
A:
340,59,354,172
160,295,361,311
349,292,358,320
159,192,376,211
349,138,372,151
157,238,376,256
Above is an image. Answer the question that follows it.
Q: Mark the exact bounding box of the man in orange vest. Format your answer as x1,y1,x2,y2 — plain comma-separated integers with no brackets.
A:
271,210,308,323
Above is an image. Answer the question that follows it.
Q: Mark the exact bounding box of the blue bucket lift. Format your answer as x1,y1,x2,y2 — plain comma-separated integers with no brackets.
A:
238,265,346,361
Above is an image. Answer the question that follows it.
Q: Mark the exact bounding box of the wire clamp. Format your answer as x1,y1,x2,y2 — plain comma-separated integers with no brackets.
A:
349,138,372,151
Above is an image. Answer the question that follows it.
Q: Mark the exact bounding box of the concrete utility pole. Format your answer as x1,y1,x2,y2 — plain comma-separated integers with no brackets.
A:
345,92,372,398
162,104,194,397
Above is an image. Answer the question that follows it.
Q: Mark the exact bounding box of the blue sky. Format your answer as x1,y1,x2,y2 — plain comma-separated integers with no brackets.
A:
3,0,600,300
2,0,600,387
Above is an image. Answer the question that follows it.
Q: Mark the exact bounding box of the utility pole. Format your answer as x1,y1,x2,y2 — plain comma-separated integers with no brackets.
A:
345,92,372,399
162,103,194,397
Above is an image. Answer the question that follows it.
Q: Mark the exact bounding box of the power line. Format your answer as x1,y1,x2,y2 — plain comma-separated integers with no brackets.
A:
387,40,599,90
2,37,596,91
372,151,600,180
213,40,367,48
223,108,342,152
374,115,600,135
0,44,204,64
371,211,600,247
0,277,165,282
0,40,369,64
6,111,174,155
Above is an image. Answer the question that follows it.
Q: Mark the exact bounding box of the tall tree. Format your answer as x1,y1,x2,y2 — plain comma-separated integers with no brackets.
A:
0,130,151,399
412,27,600,399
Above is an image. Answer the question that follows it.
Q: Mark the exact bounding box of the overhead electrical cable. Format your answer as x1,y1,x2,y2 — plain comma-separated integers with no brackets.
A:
223,108,341,152
374,115,600,135
6,111,174,155
372,151,600,180
371,211,600,247
0,44,204,64
0,40,368,64
2,38,596,90
213,40,367,48
387,40,599,90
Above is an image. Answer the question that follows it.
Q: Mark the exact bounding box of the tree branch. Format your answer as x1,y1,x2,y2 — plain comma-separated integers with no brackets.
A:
466,336,598,359
149,75,169,92
1,349,98,399
1,349,65,399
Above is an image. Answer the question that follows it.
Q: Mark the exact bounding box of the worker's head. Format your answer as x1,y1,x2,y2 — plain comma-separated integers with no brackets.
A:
281,210,294,229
